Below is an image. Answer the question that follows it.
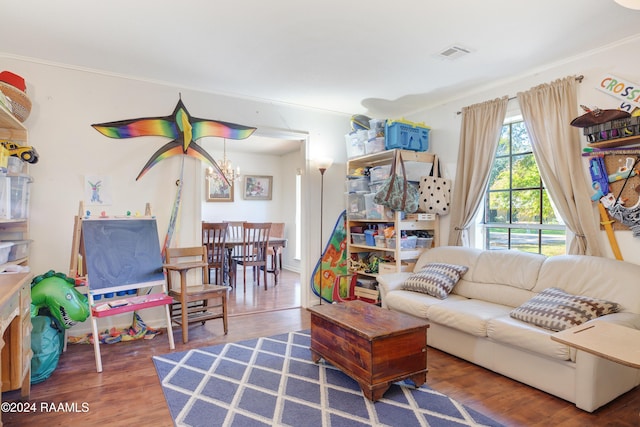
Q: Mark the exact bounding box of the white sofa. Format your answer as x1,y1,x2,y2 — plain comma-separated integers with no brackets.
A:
377,246,640,412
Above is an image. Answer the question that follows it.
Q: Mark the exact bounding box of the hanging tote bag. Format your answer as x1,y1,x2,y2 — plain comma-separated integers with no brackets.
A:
419,161,451,215
374,151,420,213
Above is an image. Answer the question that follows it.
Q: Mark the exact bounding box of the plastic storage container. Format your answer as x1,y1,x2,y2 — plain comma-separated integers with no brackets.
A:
0,175,30,219
364,229,377,246
385,119,430,152
369,119,386,137
0,242,14,264
416,237,433,249
346,177,370,193
7,240,31,261
345,130,369,158
351,233,366,245
345,132,365,158
7,157,24,174
369,164,392,183
387,236,418,249
364,193,393,220
365,137,385,154
374,235,386,248
346,193,366,219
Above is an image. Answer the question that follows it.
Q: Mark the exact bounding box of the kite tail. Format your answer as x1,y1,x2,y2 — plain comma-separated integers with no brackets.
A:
162,156,185,261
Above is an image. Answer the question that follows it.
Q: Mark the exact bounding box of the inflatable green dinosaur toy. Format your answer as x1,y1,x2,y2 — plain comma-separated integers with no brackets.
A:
30,271,90,329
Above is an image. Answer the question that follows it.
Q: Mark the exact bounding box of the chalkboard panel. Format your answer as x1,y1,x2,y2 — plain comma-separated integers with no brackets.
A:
82,218,165,293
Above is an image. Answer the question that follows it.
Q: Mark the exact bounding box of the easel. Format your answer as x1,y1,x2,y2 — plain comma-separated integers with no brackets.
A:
69,202,175,372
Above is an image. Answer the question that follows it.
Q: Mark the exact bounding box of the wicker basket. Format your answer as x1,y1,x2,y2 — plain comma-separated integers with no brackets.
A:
0,82,31,122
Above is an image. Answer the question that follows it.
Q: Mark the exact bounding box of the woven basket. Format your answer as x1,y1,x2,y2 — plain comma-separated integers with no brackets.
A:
0,82,31,122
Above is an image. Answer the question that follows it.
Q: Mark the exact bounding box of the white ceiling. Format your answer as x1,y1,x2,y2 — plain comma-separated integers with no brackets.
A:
1,0,640,153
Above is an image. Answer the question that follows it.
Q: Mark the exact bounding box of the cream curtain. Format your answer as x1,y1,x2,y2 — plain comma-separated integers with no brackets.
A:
447,97,509,246
517,76,602,256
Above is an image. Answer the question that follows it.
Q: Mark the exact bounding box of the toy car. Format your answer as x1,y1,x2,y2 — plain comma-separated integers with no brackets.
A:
0,140,38,163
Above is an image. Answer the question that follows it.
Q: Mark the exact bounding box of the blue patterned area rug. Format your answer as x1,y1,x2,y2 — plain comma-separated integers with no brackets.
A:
152,330,503,427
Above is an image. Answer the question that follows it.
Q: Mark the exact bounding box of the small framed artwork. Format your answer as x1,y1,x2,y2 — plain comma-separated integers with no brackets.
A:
243,175,272,200
206,171,234,202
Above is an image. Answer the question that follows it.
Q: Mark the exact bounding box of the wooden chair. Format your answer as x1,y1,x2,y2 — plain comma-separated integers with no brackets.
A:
267,222,285,282
202,221,228,285
164,246,229,344
224,221,246,287
230,222,272,292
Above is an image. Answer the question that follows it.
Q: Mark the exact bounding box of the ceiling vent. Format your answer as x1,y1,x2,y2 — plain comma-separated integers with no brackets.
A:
438,45,471,60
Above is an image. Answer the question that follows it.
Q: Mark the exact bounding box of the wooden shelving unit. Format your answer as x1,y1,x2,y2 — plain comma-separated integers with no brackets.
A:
346,149,440,279
587,135,640,150
0,105,32,421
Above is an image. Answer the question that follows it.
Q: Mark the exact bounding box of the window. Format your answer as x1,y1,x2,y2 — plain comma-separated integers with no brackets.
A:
481,119,566,256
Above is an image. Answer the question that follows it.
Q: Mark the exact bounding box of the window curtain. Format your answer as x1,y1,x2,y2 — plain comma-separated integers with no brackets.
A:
447,97,509,246
517,76,602,256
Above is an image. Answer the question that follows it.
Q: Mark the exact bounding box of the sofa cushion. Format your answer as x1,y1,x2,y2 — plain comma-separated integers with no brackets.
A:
384,290,467,319
510,287,621,332
400,263,468,299
427,299,512,337
487,315,571,361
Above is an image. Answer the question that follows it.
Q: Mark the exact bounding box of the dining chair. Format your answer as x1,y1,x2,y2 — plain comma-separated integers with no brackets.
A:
224,221,246,287
267,222,285,282
164,246,229,343
202,221,228,285
230,222,272,292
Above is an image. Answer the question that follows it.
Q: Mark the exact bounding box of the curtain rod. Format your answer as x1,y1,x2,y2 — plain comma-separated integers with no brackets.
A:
455,75,584,115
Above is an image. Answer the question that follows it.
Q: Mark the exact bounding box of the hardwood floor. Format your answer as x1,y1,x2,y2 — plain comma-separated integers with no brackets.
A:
3,268,639,426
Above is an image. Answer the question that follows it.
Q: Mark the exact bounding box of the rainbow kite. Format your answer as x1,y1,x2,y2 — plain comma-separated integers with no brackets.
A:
92,98,257,181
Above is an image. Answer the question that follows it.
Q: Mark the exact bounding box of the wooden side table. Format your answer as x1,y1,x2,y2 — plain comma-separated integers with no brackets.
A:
308,300,429,401
551,322,640,368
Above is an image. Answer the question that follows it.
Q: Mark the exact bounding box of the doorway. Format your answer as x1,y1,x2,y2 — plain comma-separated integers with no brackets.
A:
200,131,308,315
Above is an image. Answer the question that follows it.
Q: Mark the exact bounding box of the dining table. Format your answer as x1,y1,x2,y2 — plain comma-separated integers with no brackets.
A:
222,237,288,286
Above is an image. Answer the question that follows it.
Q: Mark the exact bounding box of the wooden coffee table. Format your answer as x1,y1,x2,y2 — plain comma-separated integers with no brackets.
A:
307,300,429,401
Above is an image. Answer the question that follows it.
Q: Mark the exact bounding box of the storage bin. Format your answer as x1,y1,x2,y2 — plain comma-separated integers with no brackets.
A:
374,235,386,248
0,242,13,264
416,237,433,249
364,193,383,220
346,193,366,219
387,236,417,249
369,182,382,194
7,240,30,261
364,229,377,246
346,177,370,193
385,119,430,152
345,132,365,158
0,175,30,219
351,233,366,245
369,119,386,137
7,157,24,174
369,164,392,183
365,137,385,154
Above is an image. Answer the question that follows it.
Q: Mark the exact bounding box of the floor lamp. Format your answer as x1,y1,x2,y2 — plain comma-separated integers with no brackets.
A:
317,157,333,305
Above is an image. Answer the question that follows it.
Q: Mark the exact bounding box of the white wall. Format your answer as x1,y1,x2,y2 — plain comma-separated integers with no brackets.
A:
407,35,640,265
3,56,349,333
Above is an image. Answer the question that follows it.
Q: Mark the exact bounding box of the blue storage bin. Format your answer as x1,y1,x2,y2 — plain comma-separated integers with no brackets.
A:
364,229,377,246
385,120,430,151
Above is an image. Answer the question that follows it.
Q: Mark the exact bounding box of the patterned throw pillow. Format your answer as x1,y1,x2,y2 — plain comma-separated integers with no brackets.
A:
400,263,468,299
510,287,621,332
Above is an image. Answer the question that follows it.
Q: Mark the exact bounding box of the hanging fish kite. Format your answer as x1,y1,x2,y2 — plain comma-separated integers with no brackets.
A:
91,97,256,181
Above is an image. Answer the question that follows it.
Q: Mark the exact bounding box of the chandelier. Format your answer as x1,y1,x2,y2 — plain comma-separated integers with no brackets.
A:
208,138,240,183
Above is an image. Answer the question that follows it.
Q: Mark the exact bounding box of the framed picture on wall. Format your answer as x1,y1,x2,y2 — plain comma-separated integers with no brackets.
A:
243,175,272,200
206,170,234,202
